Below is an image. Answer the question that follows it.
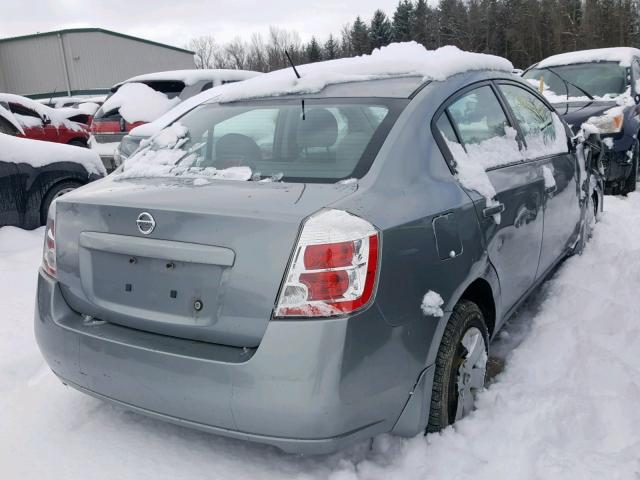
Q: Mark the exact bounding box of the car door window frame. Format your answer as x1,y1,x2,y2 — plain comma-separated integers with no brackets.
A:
494,79,571,162
431,79,525,173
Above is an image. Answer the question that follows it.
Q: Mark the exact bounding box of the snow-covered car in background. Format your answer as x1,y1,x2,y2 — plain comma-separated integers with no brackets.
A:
523,47,640,195
38,95,106,109
0,93,92,147
35,43,599,454
0,132,105,229
90,69,261,171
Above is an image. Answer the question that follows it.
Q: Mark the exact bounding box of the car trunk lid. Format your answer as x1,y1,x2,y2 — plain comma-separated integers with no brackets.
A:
54,176,357,347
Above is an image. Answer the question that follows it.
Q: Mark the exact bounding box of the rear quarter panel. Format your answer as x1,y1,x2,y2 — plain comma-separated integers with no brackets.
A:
332,72,504,372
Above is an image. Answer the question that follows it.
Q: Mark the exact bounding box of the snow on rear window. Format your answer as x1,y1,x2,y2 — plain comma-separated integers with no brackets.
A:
100,83,181,123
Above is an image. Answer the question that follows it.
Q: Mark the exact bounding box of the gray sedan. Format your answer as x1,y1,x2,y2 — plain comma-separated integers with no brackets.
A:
35,58,597,454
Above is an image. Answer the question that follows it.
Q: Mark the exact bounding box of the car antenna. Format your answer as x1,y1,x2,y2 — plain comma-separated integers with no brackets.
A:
47,87,57,107
285,50,301,79
284,50,305,120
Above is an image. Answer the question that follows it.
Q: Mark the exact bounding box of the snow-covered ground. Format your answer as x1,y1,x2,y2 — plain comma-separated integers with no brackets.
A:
2,195,640,479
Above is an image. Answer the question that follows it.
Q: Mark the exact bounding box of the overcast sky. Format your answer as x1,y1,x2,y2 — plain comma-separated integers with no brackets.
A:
2,0,404,48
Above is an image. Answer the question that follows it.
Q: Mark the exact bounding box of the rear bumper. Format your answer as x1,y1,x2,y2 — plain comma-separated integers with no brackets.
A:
34,271,418,454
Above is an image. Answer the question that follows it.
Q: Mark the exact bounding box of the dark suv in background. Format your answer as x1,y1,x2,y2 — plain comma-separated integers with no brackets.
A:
523,47,640,195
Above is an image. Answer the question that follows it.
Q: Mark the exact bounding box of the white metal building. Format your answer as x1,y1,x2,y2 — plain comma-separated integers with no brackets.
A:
0,28,195,99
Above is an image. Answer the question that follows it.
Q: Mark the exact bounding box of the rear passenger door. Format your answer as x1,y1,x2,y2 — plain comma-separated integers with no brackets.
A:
497,82,580,277
435,83,545,313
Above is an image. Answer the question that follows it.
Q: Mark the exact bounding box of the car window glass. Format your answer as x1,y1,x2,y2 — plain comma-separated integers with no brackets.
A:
8,103,43,128
201,81,213,92
436,114,458,144
445,86,522,169
211,108,280,160
499,84,568,157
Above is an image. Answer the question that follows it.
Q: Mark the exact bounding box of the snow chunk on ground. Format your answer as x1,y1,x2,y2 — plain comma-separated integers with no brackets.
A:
537,47,640,68
1,133,106,176
100,83,181,123
217,43,513,102
421,291,444,317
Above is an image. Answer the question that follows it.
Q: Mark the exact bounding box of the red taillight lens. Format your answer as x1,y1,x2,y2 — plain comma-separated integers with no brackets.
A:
303,241,354,270
275,210,380,318
300,270,350,300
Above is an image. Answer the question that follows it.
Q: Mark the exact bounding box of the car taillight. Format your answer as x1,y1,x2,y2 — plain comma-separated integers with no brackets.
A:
42,202,57,278
275,209,380,318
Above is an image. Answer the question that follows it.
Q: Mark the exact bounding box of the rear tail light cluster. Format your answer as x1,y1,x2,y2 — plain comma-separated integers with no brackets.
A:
42,202,57,278
275,209,380,318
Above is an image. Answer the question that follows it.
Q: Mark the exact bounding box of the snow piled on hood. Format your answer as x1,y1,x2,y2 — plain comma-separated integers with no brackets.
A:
537,47,640,68
101,83,181,123
216,43,513,103
0,132,106,176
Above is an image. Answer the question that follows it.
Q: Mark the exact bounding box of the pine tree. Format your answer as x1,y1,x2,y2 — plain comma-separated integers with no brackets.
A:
306,36,322,62
351,16,371,55
369,9,393,49
411,0,429,47
392,0,415,42
324,34,339,59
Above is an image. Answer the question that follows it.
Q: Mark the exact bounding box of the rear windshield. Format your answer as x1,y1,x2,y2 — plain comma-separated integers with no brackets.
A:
523,62,628,99
119,98,404,183
95,80,186,119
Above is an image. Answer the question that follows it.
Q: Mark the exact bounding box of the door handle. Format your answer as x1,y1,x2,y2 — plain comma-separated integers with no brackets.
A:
545,185,557,195
483,203,505,218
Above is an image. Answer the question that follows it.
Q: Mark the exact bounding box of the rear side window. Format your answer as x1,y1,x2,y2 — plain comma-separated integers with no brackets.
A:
499,84,568,157
439,85,522,170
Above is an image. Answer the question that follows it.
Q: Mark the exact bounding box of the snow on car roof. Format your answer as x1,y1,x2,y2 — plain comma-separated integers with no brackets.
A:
119,69,261,87
129,85,223,137
536,47,640,68
0,93,86,128
100,82,182,123
0,132,106,175
215,42,513,103
0,104,25,134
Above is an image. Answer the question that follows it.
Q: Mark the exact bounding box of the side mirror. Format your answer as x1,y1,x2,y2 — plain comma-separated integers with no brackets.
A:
41,114,51,125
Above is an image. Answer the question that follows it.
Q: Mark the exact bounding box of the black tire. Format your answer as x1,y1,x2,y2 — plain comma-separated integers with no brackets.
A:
68,139,88,148
427,300,489,433
40,181,82,225
620,140,639,195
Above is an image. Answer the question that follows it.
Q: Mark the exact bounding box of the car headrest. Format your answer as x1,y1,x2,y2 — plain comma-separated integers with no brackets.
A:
297,109,338,149
215,133,261,164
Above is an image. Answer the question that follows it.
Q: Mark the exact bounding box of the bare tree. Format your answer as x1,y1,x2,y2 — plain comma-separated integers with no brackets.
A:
187,35,217,69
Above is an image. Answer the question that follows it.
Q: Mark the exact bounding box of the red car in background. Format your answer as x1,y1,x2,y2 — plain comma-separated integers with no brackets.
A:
0,93,91,148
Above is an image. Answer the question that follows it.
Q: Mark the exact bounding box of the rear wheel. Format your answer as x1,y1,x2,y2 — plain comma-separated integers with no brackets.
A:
427,300,489,433
620,140,639,195
40,181,82,224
